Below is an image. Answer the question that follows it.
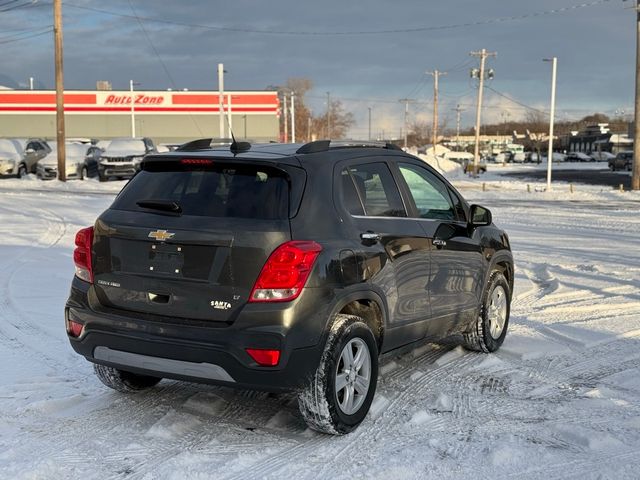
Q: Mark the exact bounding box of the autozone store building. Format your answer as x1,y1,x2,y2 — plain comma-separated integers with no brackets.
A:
0,90,279,143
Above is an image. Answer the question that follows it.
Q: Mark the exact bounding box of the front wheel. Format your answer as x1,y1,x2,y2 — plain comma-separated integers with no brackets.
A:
80,166,88,180
17,164,27,178
93,364,161,393
297,314,379,435
463,271,511,353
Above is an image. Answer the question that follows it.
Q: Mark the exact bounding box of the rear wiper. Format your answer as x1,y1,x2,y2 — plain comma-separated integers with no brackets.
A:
136,199,182,215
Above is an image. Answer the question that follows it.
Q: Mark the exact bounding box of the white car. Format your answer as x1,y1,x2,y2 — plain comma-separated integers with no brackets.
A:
0,139,24,177
590,151,616,162
36,142,101,180
98,137,156,181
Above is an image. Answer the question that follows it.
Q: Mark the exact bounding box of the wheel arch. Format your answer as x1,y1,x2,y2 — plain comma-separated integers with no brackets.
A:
326,289,388,351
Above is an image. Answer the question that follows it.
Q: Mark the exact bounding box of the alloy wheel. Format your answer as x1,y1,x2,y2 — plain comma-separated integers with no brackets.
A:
488,285,508,339
335,338,371,415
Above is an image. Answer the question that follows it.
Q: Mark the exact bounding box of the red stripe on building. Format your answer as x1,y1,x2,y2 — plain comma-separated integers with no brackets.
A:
0,106,278,113
172,93,278,106
0,93,97,104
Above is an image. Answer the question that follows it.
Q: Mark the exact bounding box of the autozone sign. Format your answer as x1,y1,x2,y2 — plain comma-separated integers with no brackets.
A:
0,90,279,115
103,94,165,105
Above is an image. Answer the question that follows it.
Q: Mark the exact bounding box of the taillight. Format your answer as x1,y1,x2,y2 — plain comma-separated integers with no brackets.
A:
249,241,322,302
73,226,94,283
246,348,281,367
66,319,84,338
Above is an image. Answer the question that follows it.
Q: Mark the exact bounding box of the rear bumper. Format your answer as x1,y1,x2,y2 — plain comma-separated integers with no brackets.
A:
65,278,328,392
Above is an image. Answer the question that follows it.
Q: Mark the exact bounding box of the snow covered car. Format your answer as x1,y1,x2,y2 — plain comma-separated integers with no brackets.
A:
66,139,514,434
0,138,50,177
590,151,615,162
36,142,101,180
0,139,24,177
565,152,593,162
97,137,156,181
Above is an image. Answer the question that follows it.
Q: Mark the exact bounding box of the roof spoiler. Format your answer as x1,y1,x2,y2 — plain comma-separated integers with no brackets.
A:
296,139,402,154
176,137,251,155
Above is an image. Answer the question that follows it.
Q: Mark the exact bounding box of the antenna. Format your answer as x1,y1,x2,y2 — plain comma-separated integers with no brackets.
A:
225,109,251,154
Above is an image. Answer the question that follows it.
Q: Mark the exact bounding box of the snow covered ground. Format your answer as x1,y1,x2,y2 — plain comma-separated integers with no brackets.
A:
1,172,640,479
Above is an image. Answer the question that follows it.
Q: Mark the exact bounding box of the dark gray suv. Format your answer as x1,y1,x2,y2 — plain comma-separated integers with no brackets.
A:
66,139,513,434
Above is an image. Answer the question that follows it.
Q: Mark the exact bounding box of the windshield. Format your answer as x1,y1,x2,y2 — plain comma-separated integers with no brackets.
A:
104,139,146,155
0,139,20,155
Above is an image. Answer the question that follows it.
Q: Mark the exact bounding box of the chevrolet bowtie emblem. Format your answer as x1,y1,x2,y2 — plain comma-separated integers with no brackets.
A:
148,229,175,241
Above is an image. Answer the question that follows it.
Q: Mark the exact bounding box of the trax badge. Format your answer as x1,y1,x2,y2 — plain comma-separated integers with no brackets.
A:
148,229,175,241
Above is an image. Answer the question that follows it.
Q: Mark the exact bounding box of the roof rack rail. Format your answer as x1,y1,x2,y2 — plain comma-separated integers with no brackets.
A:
296,139,402,155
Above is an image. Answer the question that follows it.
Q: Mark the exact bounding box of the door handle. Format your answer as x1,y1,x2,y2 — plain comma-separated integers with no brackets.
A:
433,239,447,248
360,232,381,243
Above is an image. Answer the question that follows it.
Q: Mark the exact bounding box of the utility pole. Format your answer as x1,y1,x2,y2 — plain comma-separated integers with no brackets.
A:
308,109,313,141
53,0,66,181
398,98,415,150
218,63,225,139
452,104,465,149
633,0,640,190
368,107,372,141
470,49,496,176
427,70,446,150
544,57,558,191
291,93,296,143
326,91,331,139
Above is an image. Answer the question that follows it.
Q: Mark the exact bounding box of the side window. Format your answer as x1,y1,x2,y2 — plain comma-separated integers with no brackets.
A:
340,170,365,216
343,162,406,217
398,163,456,221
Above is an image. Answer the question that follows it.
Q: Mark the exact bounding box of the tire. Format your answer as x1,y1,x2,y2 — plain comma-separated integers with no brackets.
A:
297,314,379,435
98,173,108,182
463,271,511,353
17,164,27,178
626,163,632,172
80,166,88,180
93,363,161,393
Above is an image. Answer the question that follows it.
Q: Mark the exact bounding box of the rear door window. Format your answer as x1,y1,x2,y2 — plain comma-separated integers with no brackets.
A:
342,162,406,217
112,165,289,219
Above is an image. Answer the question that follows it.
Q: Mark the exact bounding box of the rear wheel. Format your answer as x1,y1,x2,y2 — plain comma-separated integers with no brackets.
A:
297,314,378,435
93,364,161,393
463,271,510,353
17,164,27,178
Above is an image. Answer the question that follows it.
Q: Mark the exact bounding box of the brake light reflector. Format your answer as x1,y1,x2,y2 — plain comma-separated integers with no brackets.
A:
181,158,214,165
249,241,322,302
66,319,84,338
246,348,281,367
73,226,94,283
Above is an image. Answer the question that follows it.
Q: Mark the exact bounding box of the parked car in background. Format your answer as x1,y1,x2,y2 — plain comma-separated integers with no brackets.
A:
2,138,51,177
36,142,102,180
565,152,594,162
0,139,25,177
590,151,616,162
98,137,156,181
609,151,633,172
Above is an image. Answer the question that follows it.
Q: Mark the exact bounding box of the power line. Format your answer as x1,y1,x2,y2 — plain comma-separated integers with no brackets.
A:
486,86,549,115
0,27,53,45
125,0,204,137
54,0,615,36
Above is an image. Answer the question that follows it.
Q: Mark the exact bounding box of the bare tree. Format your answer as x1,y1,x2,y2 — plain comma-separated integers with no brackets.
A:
313,99,355,140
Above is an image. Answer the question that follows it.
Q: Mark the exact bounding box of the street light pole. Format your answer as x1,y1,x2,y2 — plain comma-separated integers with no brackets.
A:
544,57,558,191
218,63,225,139
130,79,136,138
368,107,372,141
291,93,296,143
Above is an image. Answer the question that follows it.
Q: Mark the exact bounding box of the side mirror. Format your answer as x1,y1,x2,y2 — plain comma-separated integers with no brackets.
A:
470,204,492,227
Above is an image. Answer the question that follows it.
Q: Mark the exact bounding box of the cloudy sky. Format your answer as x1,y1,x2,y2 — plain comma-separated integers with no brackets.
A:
0,0,635,136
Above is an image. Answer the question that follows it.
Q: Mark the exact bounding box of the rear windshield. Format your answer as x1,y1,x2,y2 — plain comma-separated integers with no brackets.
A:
112,165,289,219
